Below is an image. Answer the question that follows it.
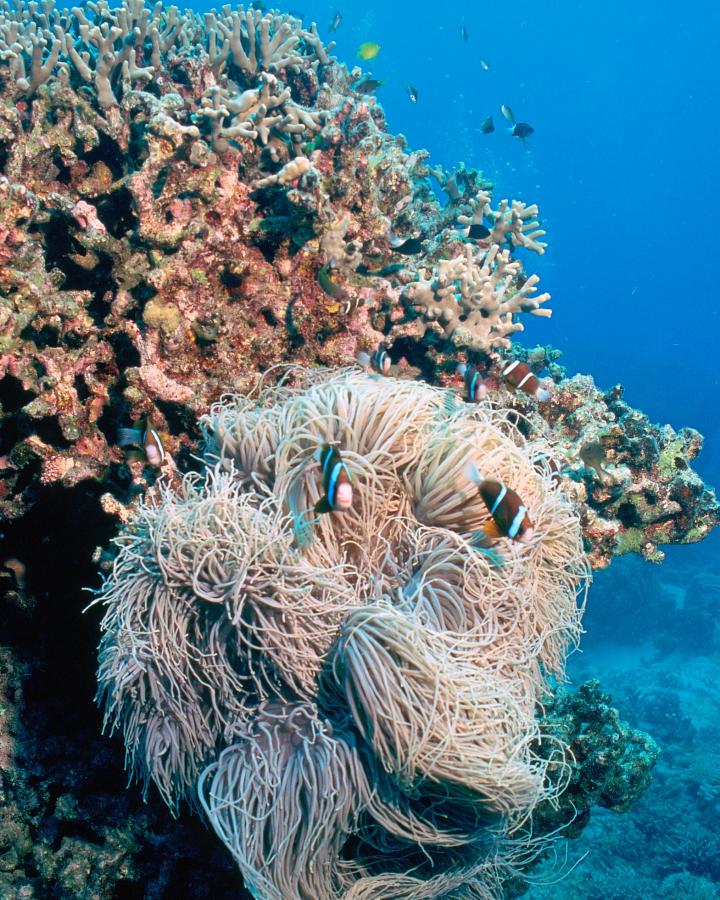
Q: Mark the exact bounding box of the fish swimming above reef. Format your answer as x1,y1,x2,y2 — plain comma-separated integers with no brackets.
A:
328,11,342,32
579,441,612,483
117,420,166,467
466,460,535,542
314,444,353,513
501,360,551,402
456,363,487,402
358,345,391,375
354,74,384,93
357,41,381,61
388,229,424,256
501,104,534,140
356,262,405,278
461,25,469,42
406,83,418,103
467,223,491,240
481,116,495,134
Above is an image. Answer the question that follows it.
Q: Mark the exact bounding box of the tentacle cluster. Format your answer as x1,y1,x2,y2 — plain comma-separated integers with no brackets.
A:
94,366,590,898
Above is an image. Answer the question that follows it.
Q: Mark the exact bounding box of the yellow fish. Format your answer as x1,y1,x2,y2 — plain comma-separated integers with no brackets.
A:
357,41,381,61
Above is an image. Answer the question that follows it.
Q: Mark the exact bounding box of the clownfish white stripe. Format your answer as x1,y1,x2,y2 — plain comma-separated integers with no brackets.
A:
470,371,480,394
516,371,534,389
503,360,520,376
508,505,527,539
327,461,342,506
490,483,507,516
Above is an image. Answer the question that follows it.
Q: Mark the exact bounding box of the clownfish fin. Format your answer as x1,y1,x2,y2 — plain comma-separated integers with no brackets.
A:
468,539,505,569
455,363,467,378
483,519,503,539
117,427,143,447
357,351,371,368
314,496,333,514
465,460,484,486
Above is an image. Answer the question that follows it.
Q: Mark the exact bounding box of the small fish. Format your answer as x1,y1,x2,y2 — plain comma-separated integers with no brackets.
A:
358,345,391,375
501,104,515,124
354,74,384,93
478,58,489,71
328,11,342,32
579,441,612,483
117,421,166,467
531,452,562,484
467,223,491,241
501,360,551,402
318,263,348,301
250,0,266,9
356,262,405,277
511,122,534,140
406,83,418,103
456,363,487,402
466,460,535,543
390,236,424,255
480,116,494,134
357,42,381,61
314,443,353,513
461,25,469,42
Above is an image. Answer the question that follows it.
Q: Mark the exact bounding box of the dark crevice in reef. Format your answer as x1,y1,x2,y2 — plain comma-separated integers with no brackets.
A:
83,131,126,181
0,482,243,898
96,186,136,238
41,213,119,328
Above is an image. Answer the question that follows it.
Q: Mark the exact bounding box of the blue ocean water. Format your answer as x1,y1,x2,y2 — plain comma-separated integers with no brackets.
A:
264,1,719,895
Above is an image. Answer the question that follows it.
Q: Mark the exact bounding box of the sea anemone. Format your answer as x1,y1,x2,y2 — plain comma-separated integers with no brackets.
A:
94,366,590,897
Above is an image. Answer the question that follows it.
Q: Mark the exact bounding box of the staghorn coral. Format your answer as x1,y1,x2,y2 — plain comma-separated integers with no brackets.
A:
94,366,590,898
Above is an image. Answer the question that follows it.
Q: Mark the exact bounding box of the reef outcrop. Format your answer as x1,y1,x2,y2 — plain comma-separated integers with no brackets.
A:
0,1,716,898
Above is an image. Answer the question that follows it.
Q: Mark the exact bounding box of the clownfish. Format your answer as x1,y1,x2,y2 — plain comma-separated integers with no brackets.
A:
117,420,166,467
531,452,562,485
466,460,534,542
456,363,487,402
358,345,391,375
501,360,551,402
314,444,353,514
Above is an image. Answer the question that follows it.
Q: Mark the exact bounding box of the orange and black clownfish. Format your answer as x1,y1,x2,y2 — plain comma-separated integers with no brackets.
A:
501,360,551,402
456,363,487,402
358,345,391,375
531,452,562,485
117,420,166,467
466,460,535,542
314,443,353,514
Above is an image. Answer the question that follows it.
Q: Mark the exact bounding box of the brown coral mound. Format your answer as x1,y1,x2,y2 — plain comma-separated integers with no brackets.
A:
94,367,589,898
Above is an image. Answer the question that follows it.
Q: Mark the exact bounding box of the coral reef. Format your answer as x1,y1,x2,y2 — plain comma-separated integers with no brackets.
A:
94,367,590,897
0,1,716,897
0,0,713,576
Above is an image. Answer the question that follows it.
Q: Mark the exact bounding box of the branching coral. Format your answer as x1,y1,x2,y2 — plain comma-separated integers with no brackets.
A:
406,242,551,351
94,367,590,897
